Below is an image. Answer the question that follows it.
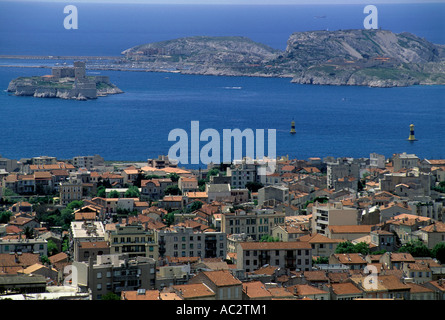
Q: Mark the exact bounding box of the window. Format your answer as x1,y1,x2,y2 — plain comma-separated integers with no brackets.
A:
97,272,102,279
97,284,102,290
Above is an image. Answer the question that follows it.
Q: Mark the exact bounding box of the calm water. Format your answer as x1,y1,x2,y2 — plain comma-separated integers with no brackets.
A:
0,2,444,166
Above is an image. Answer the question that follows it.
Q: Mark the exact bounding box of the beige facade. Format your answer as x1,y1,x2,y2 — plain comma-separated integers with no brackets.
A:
311,202,359,236
221,209,285,241
236,241,312,272
108,223,158,260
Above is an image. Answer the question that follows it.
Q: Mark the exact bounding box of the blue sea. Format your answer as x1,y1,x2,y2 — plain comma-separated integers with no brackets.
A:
0,1,444,166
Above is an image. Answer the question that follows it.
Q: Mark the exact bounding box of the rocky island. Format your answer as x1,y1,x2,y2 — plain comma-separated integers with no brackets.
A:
7,61,123,100
120,29,445,87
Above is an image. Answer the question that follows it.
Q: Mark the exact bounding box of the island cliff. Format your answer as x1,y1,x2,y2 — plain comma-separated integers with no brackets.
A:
121,29,445,87
7,61,123,100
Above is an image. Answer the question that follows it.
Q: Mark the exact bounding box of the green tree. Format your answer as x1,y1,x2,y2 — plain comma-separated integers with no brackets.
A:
207,168,220,178
0,211,12,224
164,211,176,226
432,242,445,264
335,241,369,255
124,185,140,198
101,292,121,300
47,239,59,256
108,190,120,198
168,173,180,183
260,235,280,242
164,185,182,196
187,201,203,213
313,256,329,264
40,255,50,265
398,240,432,257
96,186,106,198
66,200,84,211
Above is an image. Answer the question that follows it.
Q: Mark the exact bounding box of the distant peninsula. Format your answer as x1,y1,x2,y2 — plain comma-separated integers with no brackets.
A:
120,29,445,87
7,61,123,100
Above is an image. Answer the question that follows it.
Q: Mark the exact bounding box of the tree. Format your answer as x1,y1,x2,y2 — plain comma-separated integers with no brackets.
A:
0,211,12,224
47,239,59,256
432,242,445,264
124,185,140,198
207,168,220,178
164,185,181,196
101,292,120,300
96,186,106,198
168,173,180,183
187,201,203,213
313,256,329,264
108,190,120,198
260,235,280,242
398,240,432,257
335,241,370,255
66,200,84,211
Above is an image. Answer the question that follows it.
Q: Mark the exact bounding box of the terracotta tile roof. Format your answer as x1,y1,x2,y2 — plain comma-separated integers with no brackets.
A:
298,233,342,244
405,282,435,294
388,252,415,262
78,241,109,249
288,284,328,296
201,270,242,287
0,253,40,274
303,270,329,282
330,282,363,295
328,225,373,234
49,252,68,264
332,253,367,264
75,211,97,221
267,287,295,299
252,265,279,276
173,283,215,299
242,281,272,299
421,222,445,233
121,290,161,300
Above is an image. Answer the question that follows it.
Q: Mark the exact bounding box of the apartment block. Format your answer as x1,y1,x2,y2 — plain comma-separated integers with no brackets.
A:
73,254,156,300
108,223,158,260
221,209,285,241
311,201,359,236
156,226,226,259
236,241,312,272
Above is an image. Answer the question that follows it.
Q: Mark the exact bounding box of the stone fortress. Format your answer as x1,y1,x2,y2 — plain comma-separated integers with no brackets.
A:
8,61,122,100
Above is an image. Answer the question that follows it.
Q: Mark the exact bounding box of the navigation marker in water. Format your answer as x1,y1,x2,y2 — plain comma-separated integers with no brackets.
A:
407,124,418,141
290,120,296,134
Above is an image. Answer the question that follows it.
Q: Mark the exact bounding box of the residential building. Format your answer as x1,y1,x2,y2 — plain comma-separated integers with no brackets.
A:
72,155,105,170
370,229,397,252
221,208,285,241
328,253,368,270
59,180,83,206
236,241,312,272
178,176,198,194
326,225,373,241
417,222,445,250
257,185,289,207
141,179,173,201
188,270,242,300
298,233,342,257
108,223,158,260
73,254,156,300
0,238,47,256
311,201,359,236
327,282,364,300
327,158,360,190
156,226,226,259
392,152,420,172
